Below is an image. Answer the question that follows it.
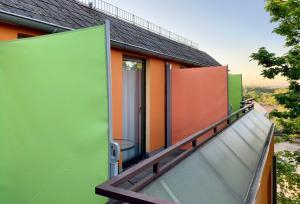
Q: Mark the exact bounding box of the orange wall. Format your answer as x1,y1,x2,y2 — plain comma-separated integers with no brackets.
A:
171,62,183,69
255,137,274,204
146,58,166,152
171,66,228,144
111,49,123,140
111,49,167,153
0,22,45,40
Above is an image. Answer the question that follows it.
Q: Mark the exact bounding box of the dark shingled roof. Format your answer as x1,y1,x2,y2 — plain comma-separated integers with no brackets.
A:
0,0,221,66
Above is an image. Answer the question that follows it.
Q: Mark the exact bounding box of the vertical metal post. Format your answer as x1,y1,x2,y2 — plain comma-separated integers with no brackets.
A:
192,140,197,147
116,7,119,18
213,127,217,133
240,74,244,101
153,163,159,174
226,65,230,115
105,20,119,178
227,119,230,125
165,63,172,148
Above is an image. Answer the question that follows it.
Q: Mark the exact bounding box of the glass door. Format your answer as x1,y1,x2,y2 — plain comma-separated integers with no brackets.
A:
122,57,145,166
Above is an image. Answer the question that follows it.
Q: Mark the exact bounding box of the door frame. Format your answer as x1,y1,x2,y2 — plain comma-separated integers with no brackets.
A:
122,56,147,169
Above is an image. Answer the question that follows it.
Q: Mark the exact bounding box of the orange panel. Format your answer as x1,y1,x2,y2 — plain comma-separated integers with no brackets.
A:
0,22,45,40
111,49,123,140
170,62,182,69
147,58,166,152
110,49,124,167
255,138,274,204
171,66,228,144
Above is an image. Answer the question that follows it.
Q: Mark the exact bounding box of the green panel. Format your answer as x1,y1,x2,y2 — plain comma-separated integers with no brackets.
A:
228,74,243,112
0,26,109,204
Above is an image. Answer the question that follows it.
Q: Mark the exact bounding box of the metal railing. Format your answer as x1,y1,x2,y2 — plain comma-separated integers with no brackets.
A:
76,0,199,49
240,97,255,108
95,103,255,204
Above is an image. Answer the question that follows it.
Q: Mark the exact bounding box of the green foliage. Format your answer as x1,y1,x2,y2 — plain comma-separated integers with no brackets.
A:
276,151,300,203
250,0,300,131
250,47,300,118
274,134,298,143
271,82,300,119
266,0,300,47
277,195,300,204
250,46,300,81
276,117,300,134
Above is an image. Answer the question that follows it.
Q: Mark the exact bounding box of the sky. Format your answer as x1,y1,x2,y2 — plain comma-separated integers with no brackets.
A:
104,0,289,87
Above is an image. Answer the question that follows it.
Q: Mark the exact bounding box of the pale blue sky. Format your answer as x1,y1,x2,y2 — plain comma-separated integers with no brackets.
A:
105,0,288,87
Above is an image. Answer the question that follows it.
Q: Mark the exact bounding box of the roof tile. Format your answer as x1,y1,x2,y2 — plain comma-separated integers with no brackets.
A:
0,0,220,66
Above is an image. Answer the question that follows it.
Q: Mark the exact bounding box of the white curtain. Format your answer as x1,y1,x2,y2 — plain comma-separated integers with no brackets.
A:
122,67,142,162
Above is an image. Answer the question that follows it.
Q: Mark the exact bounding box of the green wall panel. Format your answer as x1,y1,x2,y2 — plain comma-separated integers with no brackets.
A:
228,74,243,113
0,26,109,204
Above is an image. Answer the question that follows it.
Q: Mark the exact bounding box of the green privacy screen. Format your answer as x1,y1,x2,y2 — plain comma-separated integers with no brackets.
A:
0,26,110,204
228,74,243,113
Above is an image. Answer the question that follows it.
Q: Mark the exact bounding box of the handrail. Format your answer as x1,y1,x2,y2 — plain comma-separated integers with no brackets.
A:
76,0,199,49
95,103,255,204
241,97,254,104
240,98,255,108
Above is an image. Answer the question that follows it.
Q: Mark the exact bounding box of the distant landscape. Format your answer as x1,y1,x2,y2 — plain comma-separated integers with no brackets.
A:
244,86,299,140
244,86,288,114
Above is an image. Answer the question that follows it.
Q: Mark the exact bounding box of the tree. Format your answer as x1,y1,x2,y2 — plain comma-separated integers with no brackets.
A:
250,1,300,203
250,0,300,124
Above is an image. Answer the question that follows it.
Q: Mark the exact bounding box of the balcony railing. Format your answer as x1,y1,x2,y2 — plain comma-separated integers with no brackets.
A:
76,0,199,49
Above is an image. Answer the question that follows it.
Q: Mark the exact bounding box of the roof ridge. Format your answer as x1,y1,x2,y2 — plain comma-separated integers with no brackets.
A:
75,0,200,49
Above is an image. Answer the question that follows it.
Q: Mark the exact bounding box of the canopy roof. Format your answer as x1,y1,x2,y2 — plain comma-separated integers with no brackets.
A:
96,104,274,204
142,109,273,203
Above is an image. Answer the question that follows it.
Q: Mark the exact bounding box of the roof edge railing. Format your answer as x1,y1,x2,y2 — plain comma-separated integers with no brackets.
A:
76,0,199,49
240,97,255,108
95,103,255,204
